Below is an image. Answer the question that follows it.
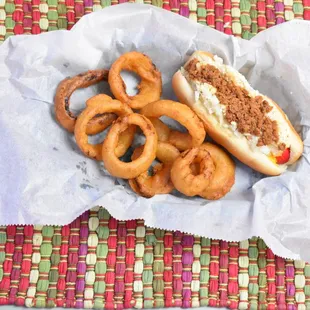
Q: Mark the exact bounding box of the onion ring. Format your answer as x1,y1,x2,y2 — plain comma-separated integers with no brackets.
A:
54,69,111,133
155,141,181,164
74,94,135,160
102,114,157,179
129,164,173,198
171,148,215,196
168,130,193,151
86,112,117,136
128,142,180,198
149,118,170,142
130,141,180,164
108,52,162,109
140,100,206,149
190,162,200,176
149,117,193,151
199,143,235,200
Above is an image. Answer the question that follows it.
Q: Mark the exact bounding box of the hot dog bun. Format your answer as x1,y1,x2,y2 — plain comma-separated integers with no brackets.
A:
172,51,303,176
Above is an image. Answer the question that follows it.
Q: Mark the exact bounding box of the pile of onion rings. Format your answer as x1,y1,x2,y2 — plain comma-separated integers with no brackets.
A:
128,142,180,198
170,148,215,197
141,100,206,151
53,51,236,200
109,51,162,109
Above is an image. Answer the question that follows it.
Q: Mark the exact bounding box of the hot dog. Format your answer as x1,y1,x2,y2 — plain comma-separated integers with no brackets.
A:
172,51,303,175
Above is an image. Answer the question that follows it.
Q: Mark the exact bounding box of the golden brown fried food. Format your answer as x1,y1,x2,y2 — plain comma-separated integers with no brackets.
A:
74,94,135,160
108,52,162,109
140,100,206,150
149,117,193,151
171,148,215,196
102,114,157,179
198,143,235,200
129,142,180,198
55,69,110,133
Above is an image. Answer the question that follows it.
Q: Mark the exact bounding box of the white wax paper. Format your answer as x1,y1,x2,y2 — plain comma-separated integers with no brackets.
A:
0,3,310,261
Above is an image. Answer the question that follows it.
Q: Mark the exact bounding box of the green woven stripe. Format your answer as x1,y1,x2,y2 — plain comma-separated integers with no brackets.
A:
0,227,6,282
250,0,258,35
250,8,257,18
153,229,164,308
152,0,163,7
143,228,155,308
197,7,207,17
3,0,13,42
47,0,58,31
4,3,14,12
57,1,68,29
305,265,310,308
258,239,267,308
293,2,303,14
240,0,251,10
101,0,111,7
4,17,13,27
57,3,66,12
240,0,251,38
197,0,207,24
36,226,54,308
46,227,61,307
248,237,259,309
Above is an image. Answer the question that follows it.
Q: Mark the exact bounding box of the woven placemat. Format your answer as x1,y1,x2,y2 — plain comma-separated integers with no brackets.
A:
0,207,308,309
0,1,309,308
0,0,309,43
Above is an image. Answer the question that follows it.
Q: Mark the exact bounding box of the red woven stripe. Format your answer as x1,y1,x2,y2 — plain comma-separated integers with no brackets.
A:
164,232,173,308
172,231,183,307
31,0,40,35
304,0,310,19
9,227,24,304
0,226,16,305
266,0,275,27
65,217,81,307
257,0,267,31
124,220,136,308
66,0,75,29
56,225,70,307
219,241,229,307
105,217,117,309
206,0,215,27
181,235,194,308
75,3,85,22
258,242,268,308
223,0,232,34
209,240,220,307
163,1,171,10
75,211,89,308
13,0,25,35
215,0,224,32
228,242,238,309
266,248,276,309
275,256,285,307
